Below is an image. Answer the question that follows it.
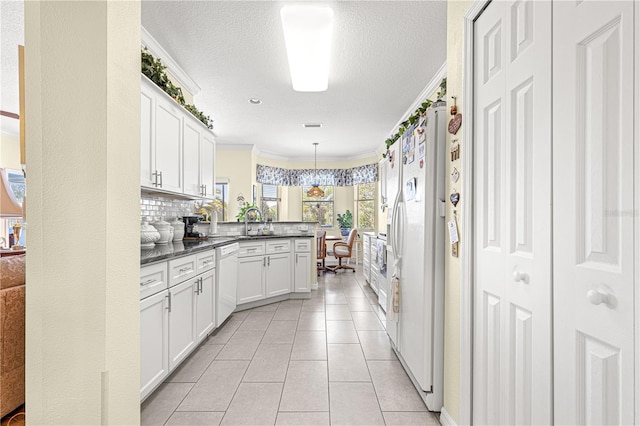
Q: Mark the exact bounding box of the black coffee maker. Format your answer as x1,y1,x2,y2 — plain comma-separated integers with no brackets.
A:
182,215,206,239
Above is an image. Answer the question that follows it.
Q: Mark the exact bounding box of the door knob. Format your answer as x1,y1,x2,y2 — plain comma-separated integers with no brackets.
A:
587,289,615,308
512,269,529,284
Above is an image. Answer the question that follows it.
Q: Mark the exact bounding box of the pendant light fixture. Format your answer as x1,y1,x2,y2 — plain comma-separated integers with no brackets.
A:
307,143,325,198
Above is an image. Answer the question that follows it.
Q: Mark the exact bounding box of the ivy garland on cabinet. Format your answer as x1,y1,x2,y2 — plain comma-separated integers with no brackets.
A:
382,78,446,157
141,48,214,129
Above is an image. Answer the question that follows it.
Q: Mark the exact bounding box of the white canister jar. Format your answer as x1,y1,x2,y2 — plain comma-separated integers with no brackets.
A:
170,217,185,241
152,219,172,245
140,221,161,249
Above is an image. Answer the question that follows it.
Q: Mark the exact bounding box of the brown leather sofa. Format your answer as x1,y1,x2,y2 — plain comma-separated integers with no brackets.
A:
0,254,25,418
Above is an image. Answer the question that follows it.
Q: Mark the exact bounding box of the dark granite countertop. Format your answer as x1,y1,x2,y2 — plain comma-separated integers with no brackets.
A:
141,233,314,265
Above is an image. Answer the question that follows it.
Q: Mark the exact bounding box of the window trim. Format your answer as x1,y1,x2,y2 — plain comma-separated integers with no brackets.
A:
356,183,376,231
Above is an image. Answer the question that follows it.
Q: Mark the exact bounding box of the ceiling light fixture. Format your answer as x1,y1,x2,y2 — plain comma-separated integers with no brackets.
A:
307,143,325,198
248,98,262,105
280,6,334,92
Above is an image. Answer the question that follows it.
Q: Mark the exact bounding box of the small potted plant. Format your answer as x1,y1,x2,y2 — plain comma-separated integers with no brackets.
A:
337,210,353,236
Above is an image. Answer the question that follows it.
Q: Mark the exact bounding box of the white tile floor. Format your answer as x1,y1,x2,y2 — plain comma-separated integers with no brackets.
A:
141,267,440,426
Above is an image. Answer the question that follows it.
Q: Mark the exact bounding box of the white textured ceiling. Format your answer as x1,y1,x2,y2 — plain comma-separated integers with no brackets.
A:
142,1,447,160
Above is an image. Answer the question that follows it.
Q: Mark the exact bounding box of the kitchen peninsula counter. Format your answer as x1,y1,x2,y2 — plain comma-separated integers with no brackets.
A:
141,233,314,265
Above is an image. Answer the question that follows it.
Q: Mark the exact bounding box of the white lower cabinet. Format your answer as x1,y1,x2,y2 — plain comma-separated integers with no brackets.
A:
237,255,266,304
266,252,292,297
294,239,312,293
140,289,169,401
294,252,311,292
195,269,216,342
141,250,218,401
168,278,197,371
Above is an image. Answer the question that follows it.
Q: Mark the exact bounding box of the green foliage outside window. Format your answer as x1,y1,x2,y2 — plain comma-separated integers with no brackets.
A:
357,183,376,230
302,186,334,227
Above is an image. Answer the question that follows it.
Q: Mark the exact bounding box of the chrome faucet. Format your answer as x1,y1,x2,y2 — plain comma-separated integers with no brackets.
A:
244,207,262,235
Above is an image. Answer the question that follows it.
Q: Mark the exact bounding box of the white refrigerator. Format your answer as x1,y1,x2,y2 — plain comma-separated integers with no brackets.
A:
386,103,446,411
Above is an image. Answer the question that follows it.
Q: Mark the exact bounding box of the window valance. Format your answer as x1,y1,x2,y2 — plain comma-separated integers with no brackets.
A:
256,163,378,187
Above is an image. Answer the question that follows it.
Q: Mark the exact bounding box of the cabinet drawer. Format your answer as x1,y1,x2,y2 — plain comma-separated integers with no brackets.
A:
140,262,169,300
168,254,197,287
196,250,216,274
266,240,291,254
294,239,311,253
238,241,266,258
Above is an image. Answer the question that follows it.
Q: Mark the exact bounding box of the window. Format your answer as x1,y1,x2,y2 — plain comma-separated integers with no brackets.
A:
302,186,334,227
356,183,375,230
215,182,229,221
1,170,26,247
261,184,278,221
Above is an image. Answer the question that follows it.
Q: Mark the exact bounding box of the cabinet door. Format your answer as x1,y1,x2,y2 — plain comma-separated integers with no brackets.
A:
183,120,201,197
200,133,215,199
140,290,169,401
195,269,216,343
168,279,197,371
140,80,156,188
237,256,265,304
294,252,311,293
155,95,183,193
266,253,292,297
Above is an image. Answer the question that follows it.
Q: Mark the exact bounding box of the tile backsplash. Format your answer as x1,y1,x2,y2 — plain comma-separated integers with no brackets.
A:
140,194,196,222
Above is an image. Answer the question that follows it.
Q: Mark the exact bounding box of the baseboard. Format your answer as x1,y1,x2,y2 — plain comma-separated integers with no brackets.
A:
439,407,458,426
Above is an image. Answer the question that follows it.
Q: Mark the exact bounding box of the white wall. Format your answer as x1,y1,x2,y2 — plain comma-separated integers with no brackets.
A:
0,133,21,170
25,1,141,423
443,1,474,424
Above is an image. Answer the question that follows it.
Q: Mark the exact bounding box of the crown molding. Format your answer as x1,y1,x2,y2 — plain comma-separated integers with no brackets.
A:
141,26,201,97
216,143,256,152
387,61,447,138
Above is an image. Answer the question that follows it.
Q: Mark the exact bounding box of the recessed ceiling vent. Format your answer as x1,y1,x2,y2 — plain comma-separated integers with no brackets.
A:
303,123,323,128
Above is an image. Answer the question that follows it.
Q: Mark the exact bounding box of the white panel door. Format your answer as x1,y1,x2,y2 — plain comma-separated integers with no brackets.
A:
266,253,292,297
201,133,216,199
140,289,168,401
140,80,156,188
168,279,196,371
155,95,183,193
195,269,216,344
237,256,265,304
553,1,636,424
473,1,552,424
183,120,201,197
294,252,311,293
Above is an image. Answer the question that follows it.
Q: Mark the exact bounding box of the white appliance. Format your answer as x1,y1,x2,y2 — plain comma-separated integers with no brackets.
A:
216,242,239,325
386,104,446,411
376,234,388,312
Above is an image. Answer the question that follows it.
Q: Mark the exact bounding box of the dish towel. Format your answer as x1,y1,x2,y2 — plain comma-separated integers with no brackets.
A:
391,275,400,314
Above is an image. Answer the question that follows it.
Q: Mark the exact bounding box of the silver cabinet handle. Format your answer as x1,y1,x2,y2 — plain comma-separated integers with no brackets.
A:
152,171,158,187
178,267,192,274
263,257,266,267
166,293,172,312
158,171,163,188
268,256,270,266
203,184,207,197
199,277,203,294
275,245,283,249
203,259,212,266
248,248,257,252
140,278,155,286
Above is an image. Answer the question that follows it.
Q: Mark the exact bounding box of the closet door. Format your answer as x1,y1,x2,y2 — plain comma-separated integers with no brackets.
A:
472,0,552,424
553,1,636,424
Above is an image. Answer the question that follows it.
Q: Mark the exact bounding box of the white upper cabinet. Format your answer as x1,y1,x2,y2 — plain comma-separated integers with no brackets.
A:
200,133,215,199
183,119,202,197
140,75,215,198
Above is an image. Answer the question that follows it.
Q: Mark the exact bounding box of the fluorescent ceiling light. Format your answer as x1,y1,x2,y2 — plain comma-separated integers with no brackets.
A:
280,6,334,92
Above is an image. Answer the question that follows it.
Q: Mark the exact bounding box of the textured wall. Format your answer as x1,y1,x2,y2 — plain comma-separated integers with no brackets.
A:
25,1,141,423
443,1,473,424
